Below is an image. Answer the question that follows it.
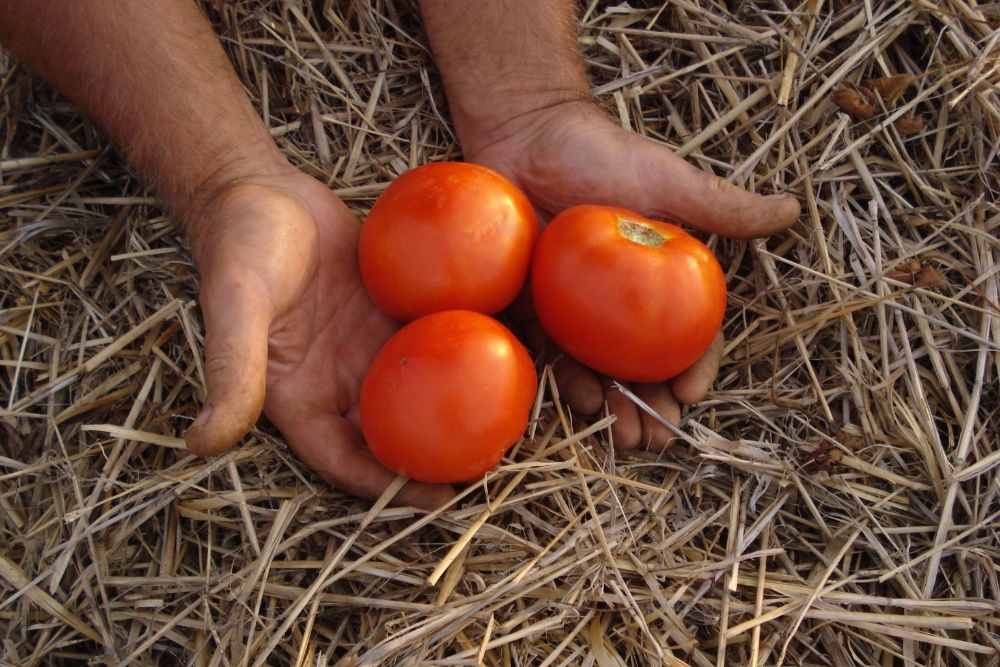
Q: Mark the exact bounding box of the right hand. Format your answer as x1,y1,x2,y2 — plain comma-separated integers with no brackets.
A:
182,164,455,510
465,101,800,451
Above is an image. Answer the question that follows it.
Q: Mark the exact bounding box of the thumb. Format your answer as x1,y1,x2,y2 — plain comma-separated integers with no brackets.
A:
635,136,801,239
185,272,272,457
272,409,457,511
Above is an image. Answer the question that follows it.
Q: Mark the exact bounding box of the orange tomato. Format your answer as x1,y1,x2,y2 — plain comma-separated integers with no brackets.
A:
359,310,537,484
359,162,537,321
530,205,726,382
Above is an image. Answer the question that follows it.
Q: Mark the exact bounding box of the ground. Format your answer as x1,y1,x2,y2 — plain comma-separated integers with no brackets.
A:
1,1,998,665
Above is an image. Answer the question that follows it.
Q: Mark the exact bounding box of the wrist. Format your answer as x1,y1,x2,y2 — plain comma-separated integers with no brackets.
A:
171,139,291,231
173,140,299,263
418,0,592,158
450,88,593,159
459,97,605,165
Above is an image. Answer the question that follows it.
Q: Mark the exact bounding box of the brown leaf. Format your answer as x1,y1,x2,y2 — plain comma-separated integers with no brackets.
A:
915,265,948,289
801,442,833,474
832,87,876,119
886,260,947,288
863,74,915,104
836,428,865,451
801,438,847,474
894,115,924,135
886,259,923,285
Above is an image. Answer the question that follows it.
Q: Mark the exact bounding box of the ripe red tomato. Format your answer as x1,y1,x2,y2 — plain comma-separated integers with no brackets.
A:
530,205,726,382
359,162,538,321
359,310,537,484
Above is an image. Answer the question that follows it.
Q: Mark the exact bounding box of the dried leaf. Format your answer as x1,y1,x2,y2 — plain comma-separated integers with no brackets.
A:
916,265,948,289
835,428,866,451
801,440,845,474
894,115,924,135
886,260,947,288
832,87,876,119
863,74,915,104
887,259,923,284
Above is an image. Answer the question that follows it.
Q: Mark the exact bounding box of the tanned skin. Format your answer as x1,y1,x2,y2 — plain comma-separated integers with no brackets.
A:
1,1,799,507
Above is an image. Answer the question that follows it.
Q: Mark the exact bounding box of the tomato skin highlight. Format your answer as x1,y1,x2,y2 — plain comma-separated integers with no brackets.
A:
359,162,538,321
359,310,537,484
530,205,726,382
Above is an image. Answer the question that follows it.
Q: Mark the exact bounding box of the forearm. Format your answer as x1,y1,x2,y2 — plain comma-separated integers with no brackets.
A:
419,0,591,155
0,0,285,227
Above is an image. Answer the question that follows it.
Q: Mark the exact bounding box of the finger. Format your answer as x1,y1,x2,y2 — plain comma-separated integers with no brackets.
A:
514,315,604,416
553,354,604,416
185,273,272,457
279,412,456,511
502,280,607,416
633,136,801,238
671,330,725,405
605,380,643,450
632,383,682,452
505,282,538,324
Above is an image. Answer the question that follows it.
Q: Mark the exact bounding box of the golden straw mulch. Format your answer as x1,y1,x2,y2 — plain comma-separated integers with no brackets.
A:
2,1,998,665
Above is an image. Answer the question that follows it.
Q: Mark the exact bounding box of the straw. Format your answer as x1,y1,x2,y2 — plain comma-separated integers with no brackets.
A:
1,1,997,664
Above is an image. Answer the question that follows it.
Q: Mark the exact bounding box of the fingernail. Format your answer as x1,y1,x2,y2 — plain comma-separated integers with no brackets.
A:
190,405,213,431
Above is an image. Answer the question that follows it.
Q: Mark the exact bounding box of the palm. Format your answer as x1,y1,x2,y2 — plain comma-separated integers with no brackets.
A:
469,102,796,236
185,171,453,508
464,102,799,450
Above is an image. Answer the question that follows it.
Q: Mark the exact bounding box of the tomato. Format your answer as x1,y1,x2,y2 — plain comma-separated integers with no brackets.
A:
530,205,726,382
359,162,538,321
359,310,537,484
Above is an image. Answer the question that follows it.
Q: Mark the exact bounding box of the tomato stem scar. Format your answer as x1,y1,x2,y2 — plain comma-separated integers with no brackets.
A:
618,219,667,247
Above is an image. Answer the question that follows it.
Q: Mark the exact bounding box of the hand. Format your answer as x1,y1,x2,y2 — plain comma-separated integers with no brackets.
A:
0,0,457,508
182,165,455,510
465,101,801,451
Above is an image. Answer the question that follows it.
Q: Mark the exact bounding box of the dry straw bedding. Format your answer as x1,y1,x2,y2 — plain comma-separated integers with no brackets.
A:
1,1,998,665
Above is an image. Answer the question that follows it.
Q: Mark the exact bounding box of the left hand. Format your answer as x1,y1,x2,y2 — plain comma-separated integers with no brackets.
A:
463,101,800,451
183,167,455,509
